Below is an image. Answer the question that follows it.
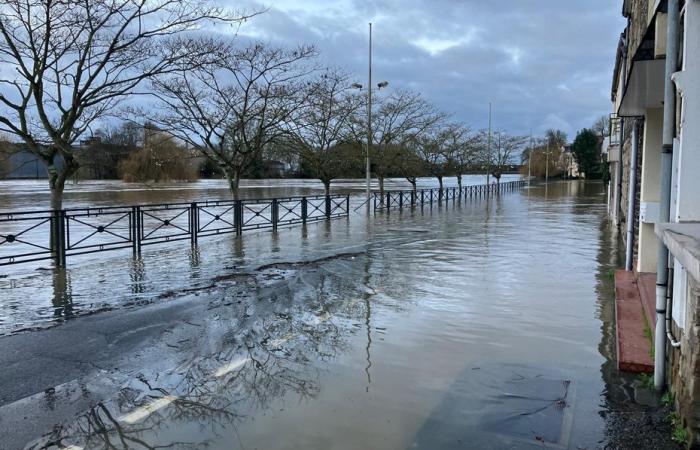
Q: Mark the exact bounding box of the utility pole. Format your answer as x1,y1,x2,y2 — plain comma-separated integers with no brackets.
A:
486,102,492,186
366,22,372,208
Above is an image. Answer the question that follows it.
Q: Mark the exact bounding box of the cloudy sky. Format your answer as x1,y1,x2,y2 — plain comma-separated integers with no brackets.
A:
231,0,625,141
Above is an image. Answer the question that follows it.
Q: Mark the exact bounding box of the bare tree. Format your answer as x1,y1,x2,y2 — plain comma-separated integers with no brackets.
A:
151,43,316,199
592,115,610,141
490,131,527,183
118,130,197,182
0,133,15,178
394,144,425,196
410,122,452,194
349,89,441,200
0,0,249,209
545,129,568,148
285,69,363,195
443,123,477,191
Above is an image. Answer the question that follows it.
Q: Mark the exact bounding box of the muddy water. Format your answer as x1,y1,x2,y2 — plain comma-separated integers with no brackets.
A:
3,180,633,449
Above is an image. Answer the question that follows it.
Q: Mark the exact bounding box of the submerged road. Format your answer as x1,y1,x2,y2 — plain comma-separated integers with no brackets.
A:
0,181,677,449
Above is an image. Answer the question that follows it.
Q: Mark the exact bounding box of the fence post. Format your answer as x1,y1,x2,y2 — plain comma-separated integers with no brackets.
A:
346,195,350,215
399,191,404,209
386,192,390,210
133,206,142,255
325,195,331,219
235,200,243,234
272,199,279,229
190,202,198,245
52,210,66,267
301,197,308,223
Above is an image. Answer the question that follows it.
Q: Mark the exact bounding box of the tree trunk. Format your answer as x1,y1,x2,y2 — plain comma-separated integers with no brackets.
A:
46,155,78,211
410,179,417,196
437,176,443,201
378,175,385,205
226,169,241,200
50,185,65,211
456,174,462,191
323,179,331,196
46,155,78,262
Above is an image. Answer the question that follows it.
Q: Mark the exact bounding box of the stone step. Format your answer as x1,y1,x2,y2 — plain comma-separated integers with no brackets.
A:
615,270,654,373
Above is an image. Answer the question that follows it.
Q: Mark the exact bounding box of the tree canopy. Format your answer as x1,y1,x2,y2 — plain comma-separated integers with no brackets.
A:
571,128,602,179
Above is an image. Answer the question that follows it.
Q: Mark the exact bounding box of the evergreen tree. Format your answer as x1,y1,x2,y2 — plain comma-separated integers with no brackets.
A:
571,128,601,179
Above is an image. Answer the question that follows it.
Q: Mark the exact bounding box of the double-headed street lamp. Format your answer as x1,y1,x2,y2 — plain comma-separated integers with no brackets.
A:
352,23,389,208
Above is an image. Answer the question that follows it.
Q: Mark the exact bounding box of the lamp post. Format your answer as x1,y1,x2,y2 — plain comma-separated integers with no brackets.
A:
354,23,389,209
544,141,552,183
527,130,532,187
486,102,492,187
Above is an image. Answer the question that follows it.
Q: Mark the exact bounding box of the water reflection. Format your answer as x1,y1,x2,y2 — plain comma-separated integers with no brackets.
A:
27,255,376,449
129,257,146,295
9,180,649,450
51,269,73,320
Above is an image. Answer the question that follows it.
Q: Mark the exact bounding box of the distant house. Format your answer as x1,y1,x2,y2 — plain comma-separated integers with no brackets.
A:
559,145,580,179
2,144,48,179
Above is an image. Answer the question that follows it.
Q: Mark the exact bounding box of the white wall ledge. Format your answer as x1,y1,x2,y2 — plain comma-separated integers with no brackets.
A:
655,222,700,283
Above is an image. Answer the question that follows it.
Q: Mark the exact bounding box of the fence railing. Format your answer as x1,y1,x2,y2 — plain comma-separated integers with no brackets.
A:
0,194,350,267
373,180,527,211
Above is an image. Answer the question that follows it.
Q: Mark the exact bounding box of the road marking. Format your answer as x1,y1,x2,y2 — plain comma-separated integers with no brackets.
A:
214,357,250,378
118,395,178,424
61,446,83,450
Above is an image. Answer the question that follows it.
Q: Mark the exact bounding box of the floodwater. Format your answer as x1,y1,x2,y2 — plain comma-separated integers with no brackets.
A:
0,179,639,449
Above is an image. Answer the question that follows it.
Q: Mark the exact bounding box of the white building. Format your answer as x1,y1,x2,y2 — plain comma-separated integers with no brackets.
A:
611,0,700,444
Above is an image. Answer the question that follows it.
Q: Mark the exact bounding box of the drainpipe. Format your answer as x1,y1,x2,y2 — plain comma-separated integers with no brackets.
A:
616,34,628,228
625,119,639,271
654,0,680,390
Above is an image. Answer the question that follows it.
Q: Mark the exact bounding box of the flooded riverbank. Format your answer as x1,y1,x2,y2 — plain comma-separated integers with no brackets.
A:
0,180,679,449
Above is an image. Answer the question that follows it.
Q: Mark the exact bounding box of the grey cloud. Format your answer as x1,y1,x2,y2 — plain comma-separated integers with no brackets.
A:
230,0,625,139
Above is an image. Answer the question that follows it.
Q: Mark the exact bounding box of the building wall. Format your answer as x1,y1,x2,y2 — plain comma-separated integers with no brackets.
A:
618,119,642,256
625,0,651,64
665,2,700,447
669,272,700,447
673,0,700,223
637,108,663,273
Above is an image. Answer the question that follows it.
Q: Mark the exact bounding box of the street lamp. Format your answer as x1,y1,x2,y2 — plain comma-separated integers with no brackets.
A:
544,142,553,184
359,23,390,208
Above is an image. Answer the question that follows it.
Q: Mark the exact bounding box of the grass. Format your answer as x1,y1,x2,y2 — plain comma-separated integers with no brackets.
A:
639,373,654,390
662,391,675,406
672,425,689,445
667,411,689,445
643,321,655,359
606,269,615,281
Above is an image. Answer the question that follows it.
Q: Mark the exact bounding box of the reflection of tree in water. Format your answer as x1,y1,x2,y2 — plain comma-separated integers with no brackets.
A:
52,268,74,320
32,254,381,449
129,257,146,295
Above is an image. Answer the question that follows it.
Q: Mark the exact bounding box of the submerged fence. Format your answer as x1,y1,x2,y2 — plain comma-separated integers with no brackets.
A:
0,194,350,267
373,180,527,211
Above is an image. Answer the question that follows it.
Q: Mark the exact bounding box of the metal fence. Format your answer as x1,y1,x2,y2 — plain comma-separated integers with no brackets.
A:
0,194,350,267
373,180,527,211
